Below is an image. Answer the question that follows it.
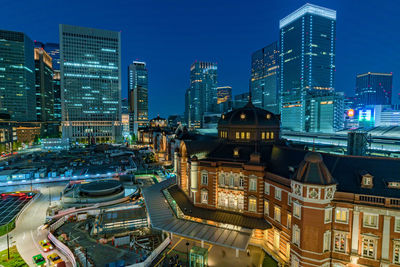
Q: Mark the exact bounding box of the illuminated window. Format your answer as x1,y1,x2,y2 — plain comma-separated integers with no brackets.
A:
240,113,246,120
246,132,250,139
248,197,257,212
287,214,292,229
362,237,376,259
266,132,270,139
233,148,239,157
261,132,265,139
266,114,271,119
274,206,281,223
394,243,400,264
395,218,400,233
363,213,379,228
334,232,346,252
271,132,274,139
292,225,300,246
236,132,240,139
323,231,331,252
324,208,332,223
241,132,245,139
293,202,301,219
264,200,269,216
335,208,349,224
274,230,280,250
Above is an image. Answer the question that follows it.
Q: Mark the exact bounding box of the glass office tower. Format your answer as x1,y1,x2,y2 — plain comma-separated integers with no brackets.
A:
185,61,217,128
128,61,148,135
0,30,36,121
250,41,280,113
279,4,336,131
60,24,121,143
34,48,54,122
355,72,393,108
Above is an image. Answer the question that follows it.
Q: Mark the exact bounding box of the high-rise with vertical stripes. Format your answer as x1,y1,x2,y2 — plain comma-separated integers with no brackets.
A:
279,4,336,132
60,24,121,143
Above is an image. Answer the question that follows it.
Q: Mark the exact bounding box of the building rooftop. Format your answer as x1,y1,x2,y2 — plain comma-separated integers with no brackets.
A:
168,185,271,230
279,3,336,29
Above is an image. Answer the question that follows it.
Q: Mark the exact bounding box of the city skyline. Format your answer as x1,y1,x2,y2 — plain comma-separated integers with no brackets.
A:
1,0,399,119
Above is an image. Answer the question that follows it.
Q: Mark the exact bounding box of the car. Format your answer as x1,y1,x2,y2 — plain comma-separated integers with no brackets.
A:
47,253,65,266
39,239,53,252
33,254,46,266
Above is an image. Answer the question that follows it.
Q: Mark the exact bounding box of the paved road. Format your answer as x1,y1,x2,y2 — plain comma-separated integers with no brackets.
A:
0,183,71,266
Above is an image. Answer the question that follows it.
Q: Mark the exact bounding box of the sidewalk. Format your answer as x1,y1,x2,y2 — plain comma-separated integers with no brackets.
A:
156,235,265,267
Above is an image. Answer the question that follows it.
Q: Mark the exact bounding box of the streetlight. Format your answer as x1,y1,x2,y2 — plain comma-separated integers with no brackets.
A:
186,241,190,267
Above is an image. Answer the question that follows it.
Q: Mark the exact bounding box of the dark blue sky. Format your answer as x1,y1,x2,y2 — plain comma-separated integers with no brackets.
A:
2,0,400,118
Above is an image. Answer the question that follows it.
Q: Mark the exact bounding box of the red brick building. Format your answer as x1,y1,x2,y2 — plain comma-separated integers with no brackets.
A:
170,101,400,267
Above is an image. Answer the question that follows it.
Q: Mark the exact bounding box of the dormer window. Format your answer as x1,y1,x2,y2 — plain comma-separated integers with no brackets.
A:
361,173,374,188
388,182,400,189
240,113,246,120
266,114,271,119
233,148,239,157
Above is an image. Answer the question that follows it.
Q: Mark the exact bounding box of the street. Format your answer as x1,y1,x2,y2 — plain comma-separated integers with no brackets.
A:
0,182,70,266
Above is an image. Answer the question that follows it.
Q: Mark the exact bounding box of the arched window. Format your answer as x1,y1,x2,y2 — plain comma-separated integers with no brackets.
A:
234,174,239,187
230,175,234,187
219,173,225,186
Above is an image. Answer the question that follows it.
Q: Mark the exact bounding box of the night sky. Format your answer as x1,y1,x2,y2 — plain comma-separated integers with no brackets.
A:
2,0,400,118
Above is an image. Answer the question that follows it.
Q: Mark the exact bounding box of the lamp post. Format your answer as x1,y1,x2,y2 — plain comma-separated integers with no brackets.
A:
7,232,9,260
186,241,189,267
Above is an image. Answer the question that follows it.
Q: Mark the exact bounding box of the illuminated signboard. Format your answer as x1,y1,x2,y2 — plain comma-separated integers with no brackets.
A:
358,109,374,121
347,109,354,117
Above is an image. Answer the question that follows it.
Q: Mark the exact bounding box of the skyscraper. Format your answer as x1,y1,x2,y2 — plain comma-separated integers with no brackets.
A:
60,24,121,143
128,61,148,135
250,41,280,113
185,61,217,128
355,72,393,108
0,29,36,121
52,70,61,122
279,4,336,131
216,86,232,113
35,42,61,122
43,43,60,71
34,48,54,122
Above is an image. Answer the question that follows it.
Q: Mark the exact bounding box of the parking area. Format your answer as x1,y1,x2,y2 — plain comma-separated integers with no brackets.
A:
0,192,34,226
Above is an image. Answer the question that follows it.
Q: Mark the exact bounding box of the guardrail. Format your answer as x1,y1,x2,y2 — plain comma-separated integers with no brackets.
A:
126,237,171,267
48,231,77,267
50,187,140,220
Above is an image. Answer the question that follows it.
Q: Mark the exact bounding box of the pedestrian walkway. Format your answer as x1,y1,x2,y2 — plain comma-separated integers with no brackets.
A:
142,179,252,251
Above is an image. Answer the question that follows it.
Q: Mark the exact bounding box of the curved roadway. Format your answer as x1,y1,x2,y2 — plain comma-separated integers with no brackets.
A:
0,184,71,266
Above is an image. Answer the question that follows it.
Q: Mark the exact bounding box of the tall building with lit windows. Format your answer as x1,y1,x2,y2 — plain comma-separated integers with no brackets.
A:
185,61,217,128
59,24,121,143
250,41,280,113
0,29,36,121
128,61,148,135
355,72,393,109
34,48,54,122
279,4,336,132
